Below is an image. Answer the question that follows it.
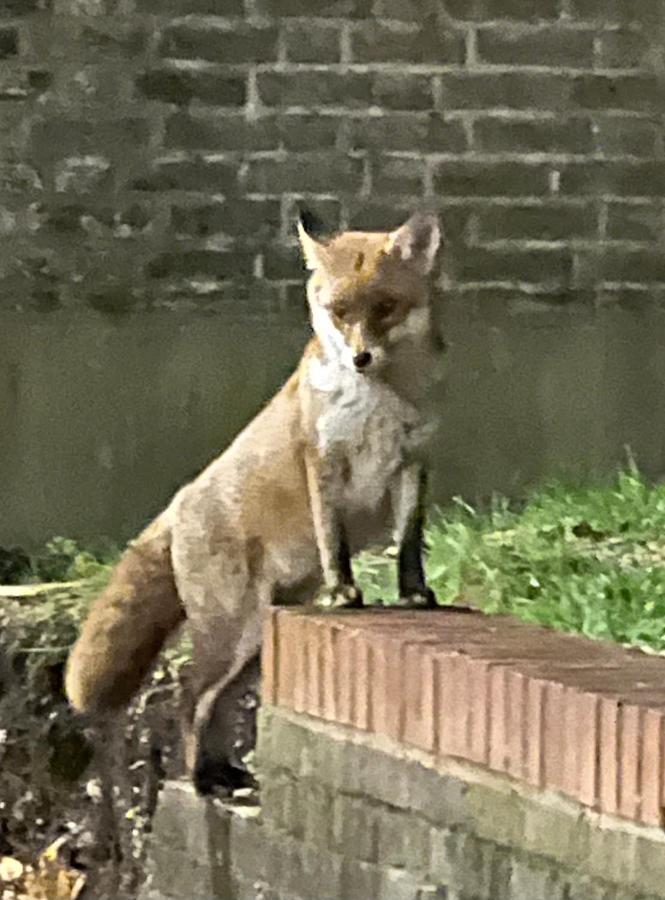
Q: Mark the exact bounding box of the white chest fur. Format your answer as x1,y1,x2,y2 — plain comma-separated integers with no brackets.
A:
308,356,433,510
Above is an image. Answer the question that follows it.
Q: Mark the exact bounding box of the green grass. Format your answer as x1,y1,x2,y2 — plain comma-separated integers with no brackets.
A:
5,464,665,659
356,464,665,653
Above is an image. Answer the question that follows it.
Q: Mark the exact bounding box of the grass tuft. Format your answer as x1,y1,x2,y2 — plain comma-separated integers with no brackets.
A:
356,466,665,653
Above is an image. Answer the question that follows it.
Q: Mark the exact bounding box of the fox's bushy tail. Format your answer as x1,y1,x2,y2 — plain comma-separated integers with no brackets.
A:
65,516,184,714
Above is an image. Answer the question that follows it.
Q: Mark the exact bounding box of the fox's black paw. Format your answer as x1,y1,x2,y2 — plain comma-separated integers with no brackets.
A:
194,751,256,797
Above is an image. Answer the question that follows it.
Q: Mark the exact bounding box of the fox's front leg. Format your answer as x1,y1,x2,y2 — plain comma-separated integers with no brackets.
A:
392,463,437,607
305,451,363,610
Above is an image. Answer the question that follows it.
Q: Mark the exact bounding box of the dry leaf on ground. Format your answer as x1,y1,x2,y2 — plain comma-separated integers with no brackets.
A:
1,839,86,900
0,857,24,882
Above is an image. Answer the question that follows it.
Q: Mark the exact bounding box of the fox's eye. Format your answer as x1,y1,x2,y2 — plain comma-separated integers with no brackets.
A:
333,304,349,320
375,299,396,319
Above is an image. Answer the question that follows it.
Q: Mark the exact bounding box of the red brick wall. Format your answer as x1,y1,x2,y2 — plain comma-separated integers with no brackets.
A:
263,607,665,829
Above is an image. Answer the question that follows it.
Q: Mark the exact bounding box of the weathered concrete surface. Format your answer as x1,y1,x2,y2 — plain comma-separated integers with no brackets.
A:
0,308,306,545
3,299,665,545
141,708,665,900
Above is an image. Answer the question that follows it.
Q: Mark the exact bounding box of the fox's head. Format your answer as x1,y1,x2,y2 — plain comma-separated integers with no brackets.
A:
298,211,442,375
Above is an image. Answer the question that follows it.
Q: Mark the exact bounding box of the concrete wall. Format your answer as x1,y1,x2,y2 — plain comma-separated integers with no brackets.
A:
140,708,665,900
2,0,665,543
3,299,665,546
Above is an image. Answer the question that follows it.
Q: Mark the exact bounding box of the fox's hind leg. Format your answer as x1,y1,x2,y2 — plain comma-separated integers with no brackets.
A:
172,516,266,793
178,600,264,794
180,653,261,795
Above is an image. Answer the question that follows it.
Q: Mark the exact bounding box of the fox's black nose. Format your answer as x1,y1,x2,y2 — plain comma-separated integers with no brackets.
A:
353,351,372,370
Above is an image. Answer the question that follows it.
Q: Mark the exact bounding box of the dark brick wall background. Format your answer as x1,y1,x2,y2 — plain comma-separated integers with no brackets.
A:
4,0,665,546
2,0,665,313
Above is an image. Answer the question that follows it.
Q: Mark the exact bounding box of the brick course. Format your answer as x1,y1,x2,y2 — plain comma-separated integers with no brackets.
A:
264,607,665,830
1,0,664,312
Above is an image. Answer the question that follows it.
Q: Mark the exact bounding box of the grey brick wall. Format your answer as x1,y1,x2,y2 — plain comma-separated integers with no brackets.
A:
2,0,665,312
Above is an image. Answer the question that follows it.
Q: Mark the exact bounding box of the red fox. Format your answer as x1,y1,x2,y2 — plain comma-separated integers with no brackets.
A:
65,210,445,791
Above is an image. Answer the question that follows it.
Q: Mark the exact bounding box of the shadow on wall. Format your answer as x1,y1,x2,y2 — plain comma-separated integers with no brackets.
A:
2,295,665,546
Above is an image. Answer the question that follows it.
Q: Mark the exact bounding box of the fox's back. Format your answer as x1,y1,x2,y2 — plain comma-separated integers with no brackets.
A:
168,369,320,600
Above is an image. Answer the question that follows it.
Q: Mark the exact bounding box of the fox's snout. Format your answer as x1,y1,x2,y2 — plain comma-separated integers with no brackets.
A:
349,324,373,372
353,350,372,371
349,325,384,373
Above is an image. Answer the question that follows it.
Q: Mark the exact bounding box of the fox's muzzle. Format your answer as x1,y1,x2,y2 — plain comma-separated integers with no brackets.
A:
349,323,373,372
353,350,372,371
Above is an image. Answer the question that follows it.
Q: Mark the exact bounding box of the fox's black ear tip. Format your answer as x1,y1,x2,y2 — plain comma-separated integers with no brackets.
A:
297,206,326,238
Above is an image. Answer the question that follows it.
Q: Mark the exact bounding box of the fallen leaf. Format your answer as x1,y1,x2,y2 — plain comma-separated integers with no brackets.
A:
70,875,86,900
17,837,87,900
0,857,24,882
41,837,68,864
22,862,86,900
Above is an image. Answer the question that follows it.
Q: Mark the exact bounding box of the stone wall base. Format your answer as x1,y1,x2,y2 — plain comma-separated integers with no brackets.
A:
141,706,665,900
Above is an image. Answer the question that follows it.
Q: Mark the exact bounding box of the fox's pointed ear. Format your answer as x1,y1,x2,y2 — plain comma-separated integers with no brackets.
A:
297,209,328,271
386,212,442,274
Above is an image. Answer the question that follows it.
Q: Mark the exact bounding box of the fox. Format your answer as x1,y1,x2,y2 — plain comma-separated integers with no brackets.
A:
64,209,446,792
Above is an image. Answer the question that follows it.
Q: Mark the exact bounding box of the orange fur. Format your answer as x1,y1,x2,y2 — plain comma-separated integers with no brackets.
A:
65,515,183,713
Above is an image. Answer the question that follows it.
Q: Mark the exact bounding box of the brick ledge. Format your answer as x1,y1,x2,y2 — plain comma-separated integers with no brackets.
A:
262,607,665,829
